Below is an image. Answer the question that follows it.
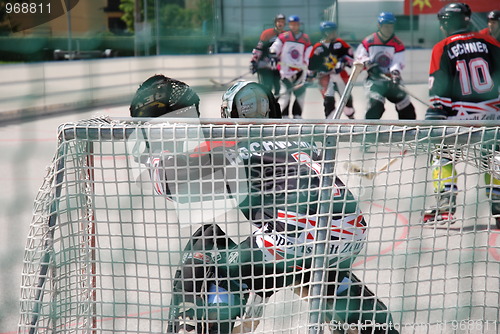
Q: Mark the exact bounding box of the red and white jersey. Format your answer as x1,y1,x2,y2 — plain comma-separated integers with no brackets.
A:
270,31,312,78
251,27,284,62
254,206,366,268
355,32,406,75
429,31,500,119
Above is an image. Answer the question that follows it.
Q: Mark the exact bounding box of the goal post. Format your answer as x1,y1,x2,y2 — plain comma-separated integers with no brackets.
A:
19,118,500,334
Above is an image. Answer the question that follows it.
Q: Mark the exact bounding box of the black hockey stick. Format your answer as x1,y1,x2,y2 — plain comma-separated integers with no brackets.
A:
210,71,252,87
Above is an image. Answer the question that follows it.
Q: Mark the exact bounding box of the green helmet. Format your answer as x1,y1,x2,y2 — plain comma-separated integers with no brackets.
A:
130,75,200,118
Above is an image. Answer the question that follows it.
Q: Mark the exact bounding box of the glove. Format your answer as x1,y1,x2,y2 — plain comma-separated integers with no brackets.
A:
425,107,447,120
306,70,316,82
250,60,258,74
269,54,278,70
365,62,382,78
334,59,345,74
391,70,402,86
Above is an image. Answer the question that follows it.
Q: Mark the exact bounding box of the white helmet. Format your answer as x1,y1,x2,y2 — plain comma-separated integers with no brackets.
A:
221,81,281,119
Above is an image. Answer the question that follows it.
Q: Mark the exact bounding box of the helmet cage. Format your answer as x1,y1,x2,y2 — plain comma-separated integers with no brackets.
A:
221,81,281,119
130,75,200,118
320,21,338,35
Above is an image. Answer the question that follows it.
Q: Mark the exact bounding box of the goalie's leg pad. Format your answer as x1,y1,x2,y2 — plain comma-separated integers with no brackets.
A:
169,224,240,333
327,272,399,333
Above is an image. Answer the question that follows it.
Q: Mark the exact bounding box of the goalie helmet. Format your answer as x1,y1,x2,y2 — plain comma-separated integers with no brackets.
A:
377,12,396,25
320,21,338,35
437,3,471,35
221,81,281,119
130,74,200,118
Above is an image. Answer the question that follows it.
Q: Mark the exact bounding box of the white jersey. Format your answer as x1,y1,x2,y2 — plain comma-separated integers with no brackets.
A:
270,31,313,79
355,32,406,75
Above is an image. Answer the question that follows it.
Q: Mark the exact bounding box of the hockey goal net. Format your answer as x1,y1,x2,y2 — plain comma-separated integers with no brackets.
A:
19,118,500,334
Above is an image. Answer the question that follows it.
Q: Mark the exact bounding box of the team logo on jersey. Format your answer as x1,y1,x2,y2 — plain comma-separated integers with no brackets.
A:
289,48,301,60
323,54,337,71
374,52,391,68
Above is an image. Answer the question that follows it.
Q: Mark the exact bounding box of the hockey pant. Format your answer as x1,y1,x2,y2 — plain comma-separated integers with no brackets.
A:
278,70,307,117
364,77,416,120
168,227,397,333
167,224,247,334
257,68,281,97
319,72,354,119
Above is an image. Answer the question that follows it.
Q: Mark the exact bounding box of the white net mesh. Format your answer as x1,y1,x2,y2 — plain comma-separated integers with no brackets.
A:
19,118,500,334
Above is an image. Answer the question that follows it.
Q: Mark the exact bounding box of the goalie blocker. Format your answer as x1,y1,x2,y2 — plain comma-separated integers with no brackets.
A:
129,77,399,333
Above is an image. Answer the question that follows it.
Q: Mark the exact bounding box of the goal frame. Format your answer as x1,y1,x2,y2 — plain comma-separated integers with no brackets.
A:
19,118,500,334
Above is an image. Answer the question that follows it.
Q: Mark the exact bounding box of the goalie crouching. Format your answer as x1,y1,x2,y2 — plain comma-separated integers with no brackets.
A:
130,77,399,334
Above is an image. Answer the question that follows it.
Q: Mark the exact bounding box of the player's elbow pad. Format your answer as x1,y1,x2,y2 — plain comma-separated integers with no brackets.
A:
425,107,447,120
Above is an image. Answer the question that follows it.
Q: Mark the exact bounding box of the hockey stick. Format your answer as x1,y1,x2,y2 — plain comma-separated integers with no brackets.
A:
377,74,431,108
276,79,309,98
400,84,431,107
331,61,364,119
344,149,408,180
210,71,252,87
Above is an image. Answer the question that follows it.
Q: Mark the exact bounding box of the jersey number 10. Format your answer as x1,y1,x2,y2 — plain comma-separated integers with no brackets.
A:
456,58,494,95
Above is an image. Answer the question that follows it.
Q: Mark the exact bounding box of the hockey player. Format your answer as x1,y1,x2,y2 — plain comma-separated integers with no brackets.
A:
308,21,355,119
269,15,313,119
250,14,287,96
355,12,416,120
134,80,398,333
479,10,500,43
423,3,500,227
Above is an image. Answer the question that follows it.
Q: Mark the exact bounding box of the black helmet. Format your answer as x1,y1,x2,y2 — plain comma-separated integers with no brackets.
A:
487,10,500,21
130,75,200,118
275,13,286,22
220,81,281,119
437,3,471,35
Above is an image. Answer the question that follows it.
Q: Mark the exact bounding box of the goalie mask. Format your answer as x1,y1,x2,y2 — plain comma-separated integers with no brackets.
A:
220,81,281,119
130,74,200,118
